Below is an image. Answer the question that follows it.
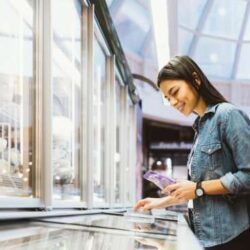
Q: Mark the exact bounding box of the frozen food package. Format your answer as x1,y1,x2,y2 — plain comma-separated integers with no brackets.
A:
143,170,176,190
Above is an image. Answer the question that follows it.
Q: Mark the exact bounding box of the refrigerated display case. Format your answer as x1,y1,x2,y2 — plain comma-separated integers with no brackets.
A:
0,211,203,250
0,0,139,209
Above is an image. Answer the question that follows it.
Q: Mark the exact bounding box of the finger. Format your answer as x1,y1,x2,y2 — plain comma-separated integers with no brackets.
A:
134,199,147,210
134,201,145,210
176,193,183,200
170,189,181,198
163,184,179,193
162,187,170,194
170,187,182,196
143,203,153,211
133,203,140,210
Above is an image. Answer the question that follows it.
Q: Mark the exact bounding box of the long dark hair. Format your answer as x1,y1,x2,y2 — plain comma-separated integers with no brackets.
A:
157,55,227,105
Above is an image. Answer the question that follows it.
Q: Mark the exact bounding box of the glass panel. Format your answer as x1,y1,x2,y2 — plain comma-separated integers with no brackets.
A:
0,217,179,249
93,38,108,204
178,0,207,29
115,21,148,54
114,82,122,203
243,13,250,41
203,0,246,39
106,0,115,7
193,37,236,79
178,28,193,54
40,214,178,235
0,0,35,197
236,44,250,80
114,0,150,54
128,106,135,204
52,0,81,201
125,101,133,204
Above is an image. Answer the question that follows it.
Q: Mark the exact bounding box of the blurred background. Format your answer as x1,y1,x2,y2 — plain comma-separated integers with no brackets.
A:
107,0,250,200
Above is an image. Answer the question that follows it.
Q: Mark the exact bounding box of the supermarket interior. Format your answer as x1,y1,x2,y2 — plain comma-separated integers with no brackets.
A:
0,0,250,249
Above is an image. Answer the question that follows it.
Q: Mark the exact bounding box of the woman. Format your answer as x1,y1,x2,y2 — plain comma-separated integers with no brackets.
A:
134,55,250,250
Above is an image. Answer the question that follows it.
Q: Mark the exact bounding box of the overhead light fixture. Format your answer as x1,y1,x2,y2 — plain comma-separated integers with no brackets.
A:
218,7,227,17
150,0,170,70
156,160,162,166
209,53,219,63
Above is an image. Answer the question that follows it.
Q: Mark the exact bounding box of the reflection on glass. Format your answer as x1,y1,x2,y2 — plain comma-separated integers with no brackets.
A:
93,38,108,203
38,214,177,236
0,0,35,197
0,221,177,250
52,0,81,200
135,237,176,250
115,82,122,203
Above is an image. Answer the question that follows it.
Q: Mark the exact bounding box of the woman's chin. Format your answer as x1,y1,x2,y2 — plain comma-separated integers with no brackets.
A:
182,109,192,116
175,106,190,116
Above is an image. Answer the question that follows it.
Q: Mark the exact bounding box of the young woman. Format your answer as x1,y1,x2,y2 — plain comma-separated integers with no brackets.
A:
134,55,250,250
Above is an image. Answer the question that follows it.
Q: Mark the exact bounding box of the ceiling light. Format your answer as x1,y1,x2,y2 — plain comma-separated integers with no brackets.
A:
209,53,218,63
150,0,170,70
156,160,162,166
218,8,226,17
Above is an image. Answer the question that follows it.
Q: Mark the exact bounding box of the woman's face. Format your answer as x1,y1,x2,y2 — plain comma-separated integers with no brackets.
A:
159,79,202,116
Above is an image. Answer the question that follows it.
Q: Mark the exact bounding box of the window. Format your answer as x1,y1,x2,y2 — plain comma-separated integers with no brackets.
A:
0,0,137,209
93,37,109,204
0,0,35,198
114,81,122,204
51,0,82,201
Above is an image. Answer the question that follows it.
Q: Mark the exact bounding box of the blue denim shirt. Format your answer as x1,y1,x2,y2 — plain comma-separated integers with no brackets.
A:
188,102,250,247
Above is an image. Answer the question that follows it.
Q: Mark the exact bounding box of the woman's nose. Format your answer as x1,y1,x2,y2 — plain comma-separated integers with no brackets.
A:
169,96,178,106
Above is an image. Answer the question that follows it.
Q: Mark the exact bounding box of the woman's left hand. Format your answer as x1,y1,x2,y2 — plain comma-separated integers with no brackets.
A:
162,180,197,200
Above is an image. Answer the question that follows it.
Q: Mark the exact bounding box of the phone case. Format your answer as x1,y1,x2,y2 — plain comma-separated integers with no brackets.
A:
143,170,176,190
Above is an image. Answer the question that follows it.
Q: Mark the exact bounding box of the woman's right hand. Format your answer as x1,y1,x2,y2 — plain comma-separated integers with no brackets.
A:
134,196,185,211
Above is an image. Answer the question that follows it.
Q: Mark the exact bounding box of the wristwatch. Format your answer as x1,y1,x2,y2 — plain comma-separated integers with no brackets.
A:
195,181,205,197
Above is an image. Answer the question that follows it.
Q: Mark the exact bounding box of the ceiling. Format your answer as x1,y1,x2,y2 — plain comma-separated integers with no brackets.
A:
178,0,250,81
107,0,250,82
106,0,157,64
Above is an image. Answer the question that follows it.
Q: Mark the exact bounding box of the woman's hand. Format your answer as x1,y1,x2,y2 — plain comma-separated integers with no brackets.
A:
134,196,186,211
163,180,196,200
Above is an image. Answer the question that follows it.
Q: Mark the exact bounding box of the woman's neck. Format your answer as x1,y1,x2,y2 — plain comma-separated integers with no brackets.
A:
194,97,207,117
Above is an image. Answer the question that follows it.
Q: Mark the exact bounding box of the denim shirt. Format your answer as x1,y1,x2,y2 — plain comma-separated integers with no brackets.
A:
188,102,250,247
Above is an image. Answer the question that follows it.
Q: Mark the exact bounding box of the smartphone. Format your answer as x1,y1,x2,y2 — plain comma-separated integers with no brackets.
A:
143,170,176,190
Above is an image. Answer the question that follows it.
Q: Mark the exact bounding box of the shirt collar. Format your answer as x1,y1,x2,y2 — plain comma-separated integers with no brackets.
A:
192,103,221,131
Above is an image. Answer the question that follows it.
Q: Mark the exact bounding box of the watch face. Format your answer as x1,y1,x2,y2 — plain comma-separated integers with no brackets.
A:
196,188,204,197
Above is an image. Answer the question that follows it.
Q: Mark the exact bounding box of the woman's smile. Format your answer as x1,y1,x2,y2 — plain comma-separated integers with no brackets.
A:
160,79,207,116
175,102,185,113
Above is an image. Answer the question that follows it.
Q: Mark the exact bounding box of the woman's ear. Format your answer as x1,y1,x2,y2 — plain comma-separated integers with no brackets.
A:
192,72,201,86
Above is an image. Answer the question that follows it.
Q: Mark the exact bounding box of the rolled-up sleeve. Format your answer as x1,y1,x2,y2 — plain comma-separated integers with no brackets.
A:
220,108,250,194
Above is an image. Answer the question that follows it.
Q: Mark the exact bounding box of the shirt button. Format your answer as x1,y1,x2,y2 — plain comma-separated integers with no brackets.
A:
208,149,211,153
